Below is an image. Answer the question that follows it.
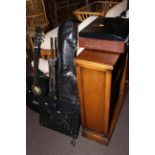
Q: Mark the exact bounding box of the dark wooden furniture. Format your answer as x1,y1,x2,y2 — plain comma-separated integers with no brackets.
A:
75,49,128,144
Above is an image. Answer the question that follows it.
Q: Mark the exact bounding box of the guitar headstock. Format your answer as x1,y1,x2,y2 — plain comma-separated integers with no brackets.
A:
33,26,45,48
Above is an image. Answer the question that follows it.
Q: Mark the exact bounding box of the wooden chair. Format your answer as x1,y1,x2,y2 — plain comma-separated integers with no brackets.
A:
26,0,48,50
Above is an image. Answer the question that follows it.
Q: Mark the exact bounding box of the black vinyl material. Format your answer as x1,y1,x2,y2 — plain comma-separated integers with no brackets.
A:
79,17,129,41
57,20,79,106
40,102,80,139
40,20,80,140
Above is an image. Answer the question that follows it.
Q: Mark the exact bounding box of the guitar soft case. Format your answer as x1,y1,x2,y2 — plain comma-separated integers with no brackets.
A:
57,20,79,106
40,20,80,142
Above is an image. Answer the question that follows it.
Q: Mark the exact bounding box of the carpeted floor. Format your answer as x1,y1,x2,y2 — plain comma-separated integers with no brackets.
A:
26,92,129,155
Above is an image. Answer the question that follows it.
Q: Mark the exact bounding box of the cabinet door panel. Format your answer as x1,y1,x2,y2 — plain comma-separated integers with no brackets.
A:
81,68,106,133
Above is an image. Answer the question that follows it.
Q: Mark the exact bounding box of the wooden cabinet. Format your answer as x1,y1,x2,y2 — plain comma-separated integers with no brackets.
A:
75,49,128,144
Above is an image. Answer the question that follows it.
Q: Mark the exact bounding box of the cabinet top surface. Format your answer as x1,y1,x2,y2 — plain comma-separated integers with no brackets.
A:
75,49,120,68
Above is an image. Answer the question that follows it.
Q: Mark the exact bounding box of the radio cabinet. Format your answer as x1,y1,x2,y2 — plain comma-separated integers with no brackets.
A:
75,49,128,144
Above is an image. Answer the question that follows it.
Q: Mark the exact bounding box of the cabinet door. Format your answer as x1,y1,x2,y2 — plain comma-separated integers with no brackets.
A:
76,66,112,135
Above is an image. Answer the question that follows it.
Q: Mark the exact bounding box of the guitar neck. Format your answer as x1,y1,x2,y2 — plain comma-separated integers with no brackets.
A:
33,47,40,86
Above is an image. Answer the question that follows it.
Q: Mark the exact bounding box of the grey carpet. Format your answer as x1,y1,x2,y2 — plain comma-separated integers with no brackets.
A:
26,93,129,155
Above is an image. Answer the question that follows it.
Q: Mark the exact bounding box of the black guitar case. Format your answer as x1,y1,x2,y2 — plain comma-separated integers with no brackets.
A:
40,20,80,144
57,19,79,107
